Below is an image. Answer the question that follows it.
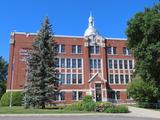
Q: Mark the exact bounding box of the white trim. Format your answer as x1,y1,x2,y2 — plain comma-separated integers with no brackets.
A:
88,72,107,83
106,37,127,41
112,89,127,92
11,32,127,40
7,89,23,92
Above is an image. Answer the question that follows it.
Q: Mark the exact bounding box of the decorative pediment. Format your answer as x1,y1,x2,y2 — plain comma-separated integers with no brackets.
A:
84,34,105,47
88,72,107,83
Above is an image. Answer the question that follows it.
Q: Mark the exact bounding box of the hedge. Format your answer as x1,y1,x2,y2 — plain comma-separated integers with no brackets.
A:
0,91,23,106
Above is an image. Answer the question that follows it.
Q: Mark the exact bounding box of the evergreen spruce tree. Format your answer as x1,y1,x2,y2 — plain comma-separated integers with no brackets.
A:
0,56,8,98
23,17,59,109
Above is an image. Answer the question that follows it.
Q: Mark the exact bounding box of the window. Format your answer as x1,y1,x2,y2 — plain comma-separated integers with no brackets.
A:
115,74,119,84
120,75,124,84
78,74,82,84
114,60,118,69
116,91,120,99
78,59,82,68
61,44,65,53
123,47,131,55
55,58,59,67
113,47,117,54
90,46,94,54
78,91,83,100
128,49,132,55
72,45,76,54
77,45,82,53
95,46,99,54
56,44,65,53
98,59,101,68
123,47,127,55
55,45,59,52
90,59,93,68
107,46,112,54
60,92,65,100
90,46,99,54
119,60,123,69
72,74,77,84
60,74,65,84
61,58,65,68
66,74,71,84
124,60,128,69
53,93,59,101
125,75,129,84
72,91,83,100
129,60,133,69
66,59,71,68
72,59,76,68
72,45,82,54
90,59,101,69
94,59,97,68
53,92,65,101
72,91,77,100
109,60,112,69
109,74,114,84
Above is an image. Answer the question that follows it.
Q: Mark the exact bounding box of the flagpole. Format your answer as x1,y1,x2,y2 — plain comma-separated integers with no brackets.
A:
9,56,14,108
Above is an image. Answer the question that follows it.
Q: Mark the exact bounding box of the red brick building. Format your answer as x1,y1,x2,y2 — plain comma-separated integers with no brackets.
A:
7,15,134,104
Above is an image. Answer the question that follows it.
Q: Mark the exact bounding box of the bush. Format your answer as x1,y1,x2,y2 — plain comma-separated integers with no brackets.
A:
104,105,129,113
64,101,83,111
82,101,96,111
95,102,113,112
127,75,159,105
65,95,96,112
0,91,23,106
82,95,93,103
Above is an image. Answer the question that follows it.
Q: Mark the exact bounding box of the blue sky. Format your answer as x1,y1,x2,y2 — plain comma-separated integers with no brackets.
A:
0,0,159,61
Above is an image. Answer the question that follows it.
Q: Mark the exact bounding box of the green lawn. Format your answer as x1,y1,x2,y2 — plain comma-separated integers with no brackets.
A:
0,106,88,114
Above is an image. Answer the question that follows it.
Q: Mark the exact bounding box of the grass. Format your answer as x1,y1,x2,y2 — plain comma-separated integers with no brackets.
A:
0,106,89,114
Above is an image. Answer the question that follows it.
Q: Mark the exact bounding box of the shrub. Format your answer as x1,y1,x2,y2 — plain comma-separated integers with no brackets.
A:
0,91,23,106
65,95,96,112
64,101,83,111
82,95,93,103
82,101,96,111
95,102,113,112
104,105,129,113
127,75,159,106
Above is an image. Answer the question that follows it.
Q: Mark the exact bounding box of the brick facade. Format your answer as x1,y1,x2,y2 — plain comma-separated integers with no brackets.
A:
7,16,134,103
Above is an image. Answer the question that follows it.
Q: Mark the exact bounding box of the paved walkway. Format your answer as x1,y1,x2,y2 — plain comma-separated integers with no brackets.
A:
126,106,160,119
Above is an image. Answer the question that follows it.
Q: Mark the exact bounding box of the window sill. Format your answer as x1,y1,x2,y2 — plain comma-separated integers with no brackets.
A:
71,53,83,54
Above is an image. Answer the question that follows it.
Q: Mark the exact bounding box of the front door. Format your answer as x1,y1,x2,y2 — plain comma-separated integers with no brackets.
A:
95,83,102,101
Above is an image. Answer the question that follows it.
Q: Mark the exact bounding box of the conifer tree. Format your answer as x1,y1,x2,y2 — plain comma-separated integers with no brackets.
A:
23,17,59,109
0,56,8,98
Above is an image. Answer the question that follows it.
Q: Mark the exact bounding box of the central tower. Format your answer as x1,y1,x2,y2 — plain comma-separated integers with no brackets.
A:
84,13,105,47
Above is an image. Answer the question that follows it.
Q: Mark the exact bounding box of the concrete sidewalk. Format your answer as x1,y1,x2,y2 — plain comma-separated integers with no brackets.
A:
126,106,160,119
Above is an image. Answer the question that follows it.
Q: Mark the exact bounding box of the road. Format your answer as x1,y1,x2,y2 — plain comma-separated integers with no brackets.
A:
0,115,159,120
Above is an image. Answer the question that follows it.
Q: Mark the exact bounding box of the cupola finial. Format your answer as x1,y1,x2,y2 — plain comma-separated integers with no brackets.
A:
89,11,94,27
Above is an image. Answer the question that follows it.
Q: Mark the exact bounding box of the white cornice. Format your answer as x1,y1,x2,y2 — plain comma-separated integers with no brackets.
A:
106,37,127,41
11,31,127,40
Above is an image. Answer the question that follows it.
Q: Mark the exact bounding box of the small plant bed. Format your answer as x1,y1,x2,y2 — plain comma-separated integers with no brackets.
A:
0,95,129,114
64,96,129,113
